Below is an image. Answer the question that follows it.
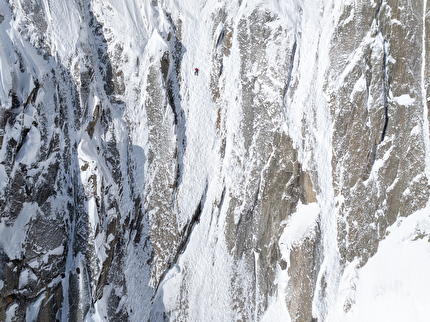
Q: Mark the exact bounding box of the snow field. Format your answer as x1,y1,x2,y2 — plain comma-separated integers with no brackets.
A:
335,207,430,322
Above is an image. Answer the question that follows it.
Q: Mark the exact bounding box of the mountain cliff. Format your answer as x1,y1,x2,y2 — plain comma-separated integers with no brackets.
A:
1,0,429,321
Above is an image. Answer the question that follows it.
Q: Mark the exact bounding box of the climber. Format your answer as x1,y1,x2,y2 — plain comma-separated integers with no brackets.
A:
194,68,199,76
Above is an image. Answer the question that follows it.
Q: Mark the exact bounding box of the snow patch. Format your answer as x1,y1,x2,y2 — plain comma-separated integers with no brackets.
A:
279,202,320,250
0,203,37,259
42,245,65,264
393,94,415,106
6,303,18,322
0,164,7,194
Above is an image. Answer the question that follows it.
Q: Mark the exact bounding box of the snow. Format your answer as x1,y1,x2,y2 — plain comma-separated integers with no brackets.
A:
15,126,41,165
0,5,14,100
6,303,18,322
25,291,45,322
261,286,292,322
393,94,415,106
0,164,7,194
1,0,430,320
146,4,243,317
262,202,319,322
333,207,430,322
157,228,235,321
279,202,320,249
172,0,221,222
0,202,36,259
42,245,65,263
78,136,115,192
45,0,81,60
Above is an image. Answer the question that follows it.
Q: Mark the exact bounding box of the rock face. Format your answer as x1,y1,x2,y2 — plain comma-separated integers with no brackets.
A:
0,0,429,321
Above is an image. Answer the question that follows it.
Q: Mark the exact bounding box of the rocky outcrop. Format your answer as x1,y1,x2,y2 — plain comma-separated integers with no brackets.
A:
331,0,430,269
